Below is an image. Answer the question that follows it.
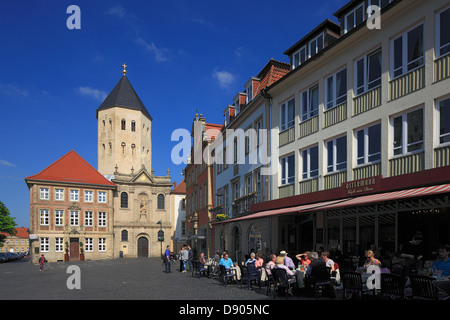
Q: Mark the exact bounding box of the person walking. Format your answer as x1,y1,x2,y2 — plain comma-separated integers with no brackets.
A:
38,254,46,272
164,245,171,273
181,246,189,273
187,245,194,272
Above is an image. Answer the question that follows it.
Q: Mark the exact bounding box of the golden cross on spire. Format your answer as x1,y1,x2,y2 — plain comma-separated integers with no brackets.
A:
122,63,127,76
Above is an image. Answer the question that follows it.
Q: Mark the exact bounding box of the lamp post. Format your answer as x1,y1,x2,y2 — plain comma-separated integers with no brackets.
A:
157,220,164,257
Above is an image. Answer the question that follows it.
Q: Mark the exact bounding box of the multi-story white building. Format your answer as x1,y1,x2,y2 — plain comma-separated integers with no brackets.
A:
213,0,450,266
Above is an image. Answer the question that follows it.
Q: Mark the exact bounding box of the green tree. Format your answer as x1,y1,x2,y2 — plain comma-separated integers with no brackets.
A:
0,201,17,245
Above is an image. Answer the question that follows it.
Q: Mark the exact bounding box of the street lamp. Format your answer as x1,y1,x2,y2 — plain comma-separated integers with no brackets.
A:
157,220,164,257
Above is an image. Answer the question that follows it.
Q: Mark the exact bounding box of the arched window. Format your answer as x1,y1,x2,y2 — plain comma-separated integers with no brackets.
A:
121,230,128,241
131,120,136,132
157,194,165,210
121,192,128,208
121,142,126,154
121,119,126,130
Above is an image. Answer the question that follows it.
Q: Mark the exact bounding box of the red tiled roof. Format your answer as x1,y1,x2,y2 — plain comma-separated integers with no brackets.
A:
172,179,186,194
25,150,116,187
0,227,29,238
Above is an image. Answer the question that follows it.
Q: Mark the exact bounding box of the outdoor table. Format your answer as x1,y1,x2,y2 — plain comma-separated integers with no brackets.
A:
295,269,306,288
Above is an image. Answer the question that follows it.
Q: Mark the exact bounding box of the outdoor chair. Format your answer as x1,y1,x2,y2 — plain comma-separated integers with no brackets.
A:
219,265,237,285
308,267,334,299
341,271,369,300
380,273,407,300
409,274,439,300
265,273,275,296
191,260,207,278
271,268,296,299
240,262,260,290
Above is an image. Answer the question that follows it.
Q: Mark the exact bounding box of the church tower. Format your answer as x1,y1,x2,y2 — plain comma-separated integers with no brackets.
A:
96,64,152,176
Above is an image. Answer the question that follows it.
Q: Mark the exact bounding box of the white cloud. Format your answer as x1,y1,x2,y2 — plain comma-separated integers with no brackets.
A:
136,38,169,63
0,159,16,167
78,86,108,102
105,5,126,19
0,83,28,97
213,70,235,90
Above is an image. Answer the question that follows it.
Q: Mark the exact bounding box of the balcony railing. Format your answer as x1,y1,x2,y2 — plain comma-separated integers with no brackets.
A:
434,54,450,83
231,192,257,218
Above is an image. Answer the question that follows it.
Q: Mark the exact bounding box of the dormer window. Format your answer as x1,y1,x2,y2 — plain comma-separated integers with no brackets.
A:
234,99,240,114
344,3,364,33
245,84,253,104
309,33,324,58
292,46,307,69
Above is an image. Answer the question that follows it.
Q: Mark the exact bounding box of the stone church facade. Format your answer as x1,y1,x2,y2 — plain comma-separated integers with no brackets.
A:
26,67,174,262
96,67,173,259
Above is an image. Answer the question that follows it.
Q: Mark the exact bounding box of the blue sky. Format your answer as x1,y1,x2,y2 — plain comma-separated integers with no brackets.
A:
0,0,348,228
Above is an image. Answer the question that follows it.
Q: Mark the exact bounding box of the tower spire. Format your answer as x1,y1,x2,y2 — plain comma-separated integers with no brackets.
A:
122,63,127,76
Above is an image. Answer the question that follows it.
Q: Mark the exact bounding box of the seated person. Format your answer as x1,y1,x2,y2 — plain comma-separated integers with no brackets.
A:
321,251,335,273
198,252,207,267
431,245,450,277
219,252,234,270
265,254,277,276
305,252,335,297
255,251,264,269
296,251,312,266
362,250,382,272
245,252,256,266
273,256,295,278
280,250,295,270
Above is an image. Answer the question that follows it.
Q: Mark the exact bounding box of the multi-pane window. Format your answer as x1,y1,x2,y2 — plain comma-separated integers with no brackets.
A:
232,181,240,200
121,192,128,208
301,146,319,180
70,189,79,202
356,123,381,166
292,46,307,69
245,84,253,103
326,68,347,109
40,209,49,225
98,238,106,252
245,174,252,195
255,171,263,203
280,98,295,131
55,188,64,201
40,237,49,252
391,24,424,78
256,119,263,147
131,120,136,132
70,211,79,226
437,97,450,145
436,7,450,57
368,0,391,11
345,3,364,33
55,210,64,226
121,230,128,242
327,136,347,173
40,188,49,200
98,191,106,203
157,194,165,210
355,49,382,95
280,154,295,185
98,212,106,227
301,85,319,121
85,238,93,252
309,33,324,58
84,190,93,202
391,108,424,156
85,211,93,226
55,238,64,252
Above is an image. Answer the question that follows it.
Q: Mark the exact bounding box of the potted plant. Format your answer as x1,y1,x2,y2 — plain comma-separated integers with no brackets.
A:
79,241,85,261
216,213,228,221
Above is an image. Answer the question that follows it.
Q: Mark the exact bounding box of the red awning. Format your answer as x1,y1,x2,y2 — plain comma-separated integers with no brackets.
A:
306,183,450,212
223,198,350,223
